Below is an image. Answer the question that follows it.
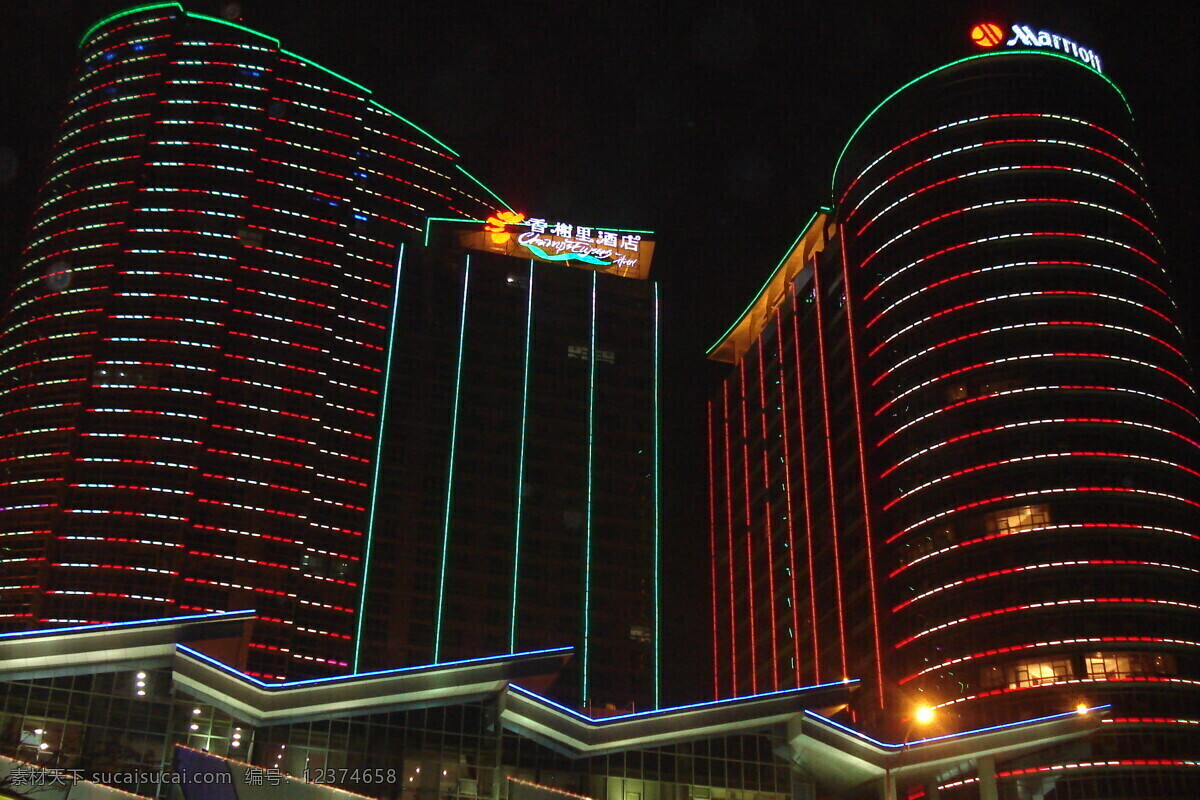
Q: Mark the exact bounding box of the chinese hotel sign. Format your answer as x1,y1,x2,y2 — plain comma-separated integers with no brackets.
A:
458,213,655,280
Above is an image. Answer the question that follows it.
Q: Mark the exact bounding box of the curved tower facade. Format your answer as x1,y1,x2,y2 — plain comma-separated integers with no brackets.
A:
0,3,495,679
710,48,1200,797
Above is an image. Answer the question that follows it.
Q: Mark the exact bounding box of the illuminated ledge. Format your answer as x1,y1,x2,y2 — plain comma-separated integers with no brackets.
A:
0,612,570,727
0,613,1107,786
791,707,1107,795
707,210,834,364
174,644,572,727
500,680,856,757
0,609,256,679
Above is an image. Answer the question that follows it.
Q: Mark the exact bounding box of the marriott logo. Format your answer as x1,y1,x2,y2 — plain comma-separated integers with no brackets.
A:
1006,24,1102,72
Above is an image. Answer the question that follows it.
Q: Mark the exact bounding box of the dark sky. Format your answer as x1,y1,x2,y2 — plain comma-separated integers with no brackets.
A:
2,0,1197,704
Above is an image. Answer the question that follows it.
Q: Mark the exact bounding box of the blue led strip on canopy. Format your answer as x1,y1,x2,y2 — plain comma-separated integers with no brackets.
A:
805,706,1111,749
510,260,535,652
353,243,405,672
434,255,471,663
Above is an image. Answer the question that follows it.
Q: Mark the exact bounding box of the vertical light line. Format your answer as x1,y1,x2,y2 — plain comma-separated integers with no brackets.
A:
773,309,803,688
433,254,470,663
706,399,722,699
722,383,738,694
652,281,662,708
509,261,535,653
811,256,850,679
352,242,404,672
839,225,886,708
582,269,597,706
788,292,821,683
756,339,779,690
738,359,758,694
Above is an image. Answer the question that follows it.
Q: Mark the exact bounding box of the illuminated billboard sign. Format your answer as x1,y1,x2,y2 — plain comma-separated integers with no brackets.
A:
971,22,1103,72
456,213,655,280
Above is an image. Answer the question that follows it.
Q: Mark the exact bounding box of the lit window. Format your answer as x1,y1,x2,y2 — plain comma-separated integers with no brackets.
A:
1084,651,1176,680
981,656,1073,689
984,504,1050,534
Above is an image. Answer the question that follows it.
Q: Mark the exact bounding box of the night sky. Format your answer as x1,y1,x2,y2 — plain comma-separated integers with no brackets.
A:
2,0,1196,704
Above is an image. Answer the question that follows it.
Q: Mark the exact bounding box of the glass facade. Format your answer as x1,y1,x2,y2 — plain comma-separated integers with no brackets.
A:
0,667,803,800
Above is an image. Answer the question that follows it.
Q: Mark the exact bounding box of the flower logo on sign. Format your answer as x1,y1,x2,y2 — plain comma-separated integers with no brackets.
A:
485,211,526,244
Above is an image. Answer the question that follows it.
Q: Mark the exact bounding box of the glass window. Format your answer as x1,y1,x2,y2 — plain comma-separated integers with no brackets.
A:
1084,652,1176,680
984,504,1050,534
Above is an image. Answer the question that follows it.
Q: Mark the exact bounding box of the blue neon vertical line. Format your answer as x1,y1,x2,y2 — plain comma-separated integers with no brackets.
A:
353,243,405,672
582,270,597,706
652,281,661,708
434,255,470,663
510,260,535,653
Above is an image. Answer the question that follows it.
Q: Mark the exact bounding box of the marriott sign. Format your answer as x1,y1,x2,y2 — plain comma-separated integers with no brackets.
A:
1005,24,1103,72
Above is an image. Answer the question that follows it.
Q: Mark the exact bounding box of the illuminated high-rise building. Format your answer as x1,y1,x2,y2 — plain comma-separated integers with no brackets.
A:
708,32,1200,798
361,227,662,711
0,2,659,710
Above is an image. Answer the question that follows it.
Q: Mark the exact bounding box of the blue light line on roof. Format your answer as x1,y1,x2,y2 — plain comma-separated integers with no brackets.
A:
507,678,858,723
804,705,1112,749
177,643,573,689
0,609,256,640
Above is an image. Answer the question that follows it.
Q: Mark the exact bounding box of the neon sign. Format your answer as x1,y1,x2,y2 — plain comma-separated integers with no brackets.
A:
452,216,655,280
972,22,1103,72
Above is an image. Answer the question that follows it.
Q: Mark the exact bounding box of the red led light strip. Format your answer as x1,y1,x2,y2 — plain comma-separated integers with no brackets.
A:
872,321,1185,387
839,227,885,707
738,359,758,694
706,400,721,698
897,597,1200,649
856,166,1156,237
869,289,1180,353
755,339,779,690
890,522,1200,579
788,289,822,681
900,634,1200,684
864,233,1162,302
721,383,738,694
774,308,805,687
886,451,1200,510
810,256,849,679
889,486,1200,545
840,112,1146,205
876,353,1195,418
893,558,1198,612
881,419,1200,479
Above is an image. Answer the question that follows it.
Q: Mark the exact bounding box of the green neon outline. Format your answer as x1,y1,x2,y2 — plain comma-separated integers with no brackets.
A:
582,270,598,706
434,255,471,662
455,166,515,213
510,260,535,653
186,12,280,46
79,2,180,49
651,281,662,708
423,217,487,247
370,100,461,157
705,209,825,355
830,49,1133,196
280,49,370,94
353,243,405,672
